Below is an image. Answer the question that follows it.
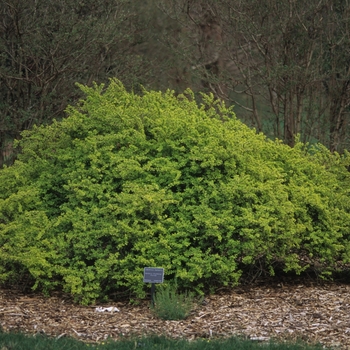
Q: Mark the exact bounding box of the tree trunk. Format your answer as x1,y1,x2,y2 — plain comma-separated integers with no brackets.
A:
284,91,295,147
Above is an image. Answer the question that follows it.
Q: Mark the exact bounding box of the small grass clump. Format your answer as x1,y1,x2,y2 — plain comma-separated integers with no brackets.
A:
151,283,196,320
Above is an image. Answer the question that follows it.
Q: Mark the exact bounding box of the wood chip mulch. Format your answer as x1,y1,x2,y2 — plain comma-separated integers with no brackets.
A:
0,283,350,349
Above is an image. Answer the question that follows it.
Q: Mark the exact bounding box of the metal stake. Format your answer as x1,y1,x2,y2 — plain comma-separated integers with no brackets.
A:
151,283,155,306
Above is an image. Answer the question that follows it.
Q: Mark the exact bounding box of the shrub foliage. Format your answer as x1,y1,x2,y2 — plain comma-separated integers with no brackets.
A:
1,79,350,304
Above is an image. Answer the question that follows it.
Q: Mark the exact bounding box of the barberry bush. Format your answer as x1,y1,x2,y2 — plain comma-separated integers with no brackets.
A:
1,79,350,304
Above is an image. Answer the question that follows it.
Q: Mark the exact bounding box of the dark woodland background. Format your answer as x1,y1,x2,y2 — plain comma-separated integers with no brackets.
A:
1,0,350,167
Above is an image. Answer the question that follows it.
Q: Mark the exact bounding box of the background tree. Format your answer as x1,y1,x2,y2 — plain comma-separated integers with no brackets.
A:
155,0,350,150
0,0,150,167
321,0,350,151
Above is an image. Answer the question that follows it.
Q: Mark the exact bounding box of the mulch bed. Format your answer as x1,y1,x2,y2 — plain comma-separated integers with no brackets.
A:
0,282,349,348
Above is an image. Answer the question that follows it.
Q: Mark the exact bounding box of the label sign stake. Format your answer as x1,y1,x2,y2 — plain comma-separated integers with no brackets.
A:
143,267,164,305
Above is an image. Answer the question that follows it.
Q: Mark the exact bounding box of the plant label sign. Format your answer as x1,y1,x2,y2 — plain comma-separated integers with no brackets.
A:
143,267,164,283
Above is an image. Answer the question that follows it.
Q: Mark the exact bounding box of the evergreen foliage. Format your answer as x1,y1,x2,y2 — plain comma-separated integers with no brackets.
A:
0,79,350,304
